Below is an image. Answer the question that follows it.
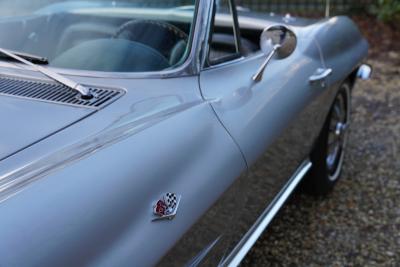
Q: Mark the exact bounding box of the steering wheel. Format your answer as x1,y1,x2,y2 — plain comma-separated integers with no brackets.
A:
114,20,189,66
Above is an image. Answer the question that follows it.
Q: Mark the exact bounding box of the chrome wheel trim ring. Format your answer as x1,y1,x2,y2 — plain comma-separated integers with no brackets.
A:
327,84,351,182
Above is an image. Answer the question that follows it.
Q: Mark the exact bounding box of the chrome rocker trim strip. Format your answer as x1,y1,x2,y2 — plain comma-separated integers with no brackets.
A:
224,160,313,267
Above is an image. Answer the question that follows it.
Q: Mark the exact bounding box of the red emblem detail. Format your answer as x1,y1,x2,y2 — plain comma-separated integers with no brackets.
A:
154,200,167,216
152,193,181,221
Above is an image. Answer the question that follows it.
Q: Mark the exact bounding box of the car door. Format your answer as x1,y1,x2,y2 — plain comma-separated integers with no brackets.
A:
198,0,335,262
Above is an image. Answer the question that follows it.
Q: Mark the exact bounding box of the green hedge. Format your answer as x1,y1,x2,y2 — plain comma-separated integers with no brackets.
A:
238,0,374,15
372,0,400,23
239,0,400,24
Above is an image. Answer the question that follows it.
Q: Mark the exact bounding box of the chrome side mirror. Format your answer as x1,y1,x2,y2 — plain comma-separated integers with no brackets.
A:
253,25,297,82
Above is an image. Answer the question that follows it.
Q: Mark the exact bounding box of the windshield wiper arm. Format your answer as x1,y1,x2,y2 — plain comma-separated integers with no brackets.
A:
0,47,93,99
0,50,49,64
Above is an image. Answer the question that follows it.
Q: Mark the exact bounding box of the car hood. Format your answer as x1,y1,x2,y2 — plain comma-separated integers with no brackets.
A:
0,95,94,161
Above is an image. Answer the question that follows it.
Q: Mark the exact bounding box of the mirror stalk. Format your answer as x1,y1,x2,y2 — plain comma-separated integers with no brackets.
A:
252,44,281,82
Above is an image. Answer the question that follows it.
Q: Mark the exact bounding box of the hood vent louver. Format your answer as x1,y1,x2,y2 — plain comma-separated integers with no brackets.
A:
0,76,124,109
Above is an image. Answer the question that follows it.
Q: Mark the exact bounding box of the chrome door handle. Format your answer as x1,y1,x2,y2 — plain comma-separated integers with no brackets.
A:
309,68,332,83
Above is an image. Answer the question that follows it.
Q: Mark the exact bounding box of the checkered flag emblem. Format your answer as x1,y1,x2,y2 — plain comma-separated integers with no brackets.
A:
164,193,177,209
153,192,181,221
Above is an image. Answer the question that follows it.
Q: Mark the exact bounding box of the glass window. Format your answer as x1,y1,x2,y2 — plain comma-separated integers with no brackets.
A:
0,0,197,73
208,0,240,65
234,0,264,55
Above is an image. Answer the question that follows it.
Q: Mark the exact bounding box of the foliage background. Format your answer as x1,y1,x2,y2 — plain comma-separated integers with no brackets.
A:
371,0,400,25
1,0,399,24
1,0,399,23
238,0,400,24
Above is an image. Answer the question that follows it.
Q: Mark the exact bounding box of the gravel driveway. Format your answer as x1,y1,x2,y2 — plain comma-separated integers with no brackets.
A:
242,53,400,266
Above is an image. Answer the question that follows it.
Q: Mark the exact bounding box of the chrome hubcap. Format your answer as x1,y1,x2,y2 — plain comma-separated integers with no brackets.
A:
326,88,350,180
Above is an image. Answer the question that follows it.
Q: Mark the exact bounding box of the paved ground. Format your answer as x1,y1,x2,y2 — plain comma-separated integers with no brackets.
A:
243,44,400,266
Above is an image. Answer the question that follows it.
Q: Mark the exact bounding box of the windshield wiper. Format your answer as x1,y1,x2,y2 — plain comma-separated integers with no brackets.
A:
0,47,93,99
0,50,49,64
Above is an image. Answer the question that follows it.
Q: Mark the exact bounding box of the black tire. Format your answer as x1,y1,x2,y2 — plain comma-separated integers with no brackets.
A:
303,82,352,196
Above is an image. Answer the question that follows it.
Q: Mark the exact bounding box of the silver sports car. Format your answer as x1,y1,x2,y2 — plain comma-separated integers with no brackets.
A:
0,0,371,266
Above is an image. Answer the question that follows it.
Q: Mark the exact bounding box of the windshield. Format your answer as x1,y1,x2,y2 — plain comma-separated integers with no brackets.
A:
0,0,197,73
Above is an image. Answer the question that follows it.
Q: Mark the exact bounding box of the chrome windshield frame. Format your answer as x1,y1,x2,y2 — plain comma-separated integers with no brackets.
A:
0,0,212,79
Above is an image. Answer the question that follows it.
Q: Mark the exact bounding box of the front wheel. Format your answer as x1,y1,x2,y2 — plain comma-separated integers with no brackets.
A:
303,82,351,196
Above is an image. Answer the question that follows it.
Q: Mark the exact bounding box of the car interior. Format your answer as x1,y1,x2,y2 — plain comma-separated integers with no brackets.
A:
0,5,262,72
208,14,261,65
